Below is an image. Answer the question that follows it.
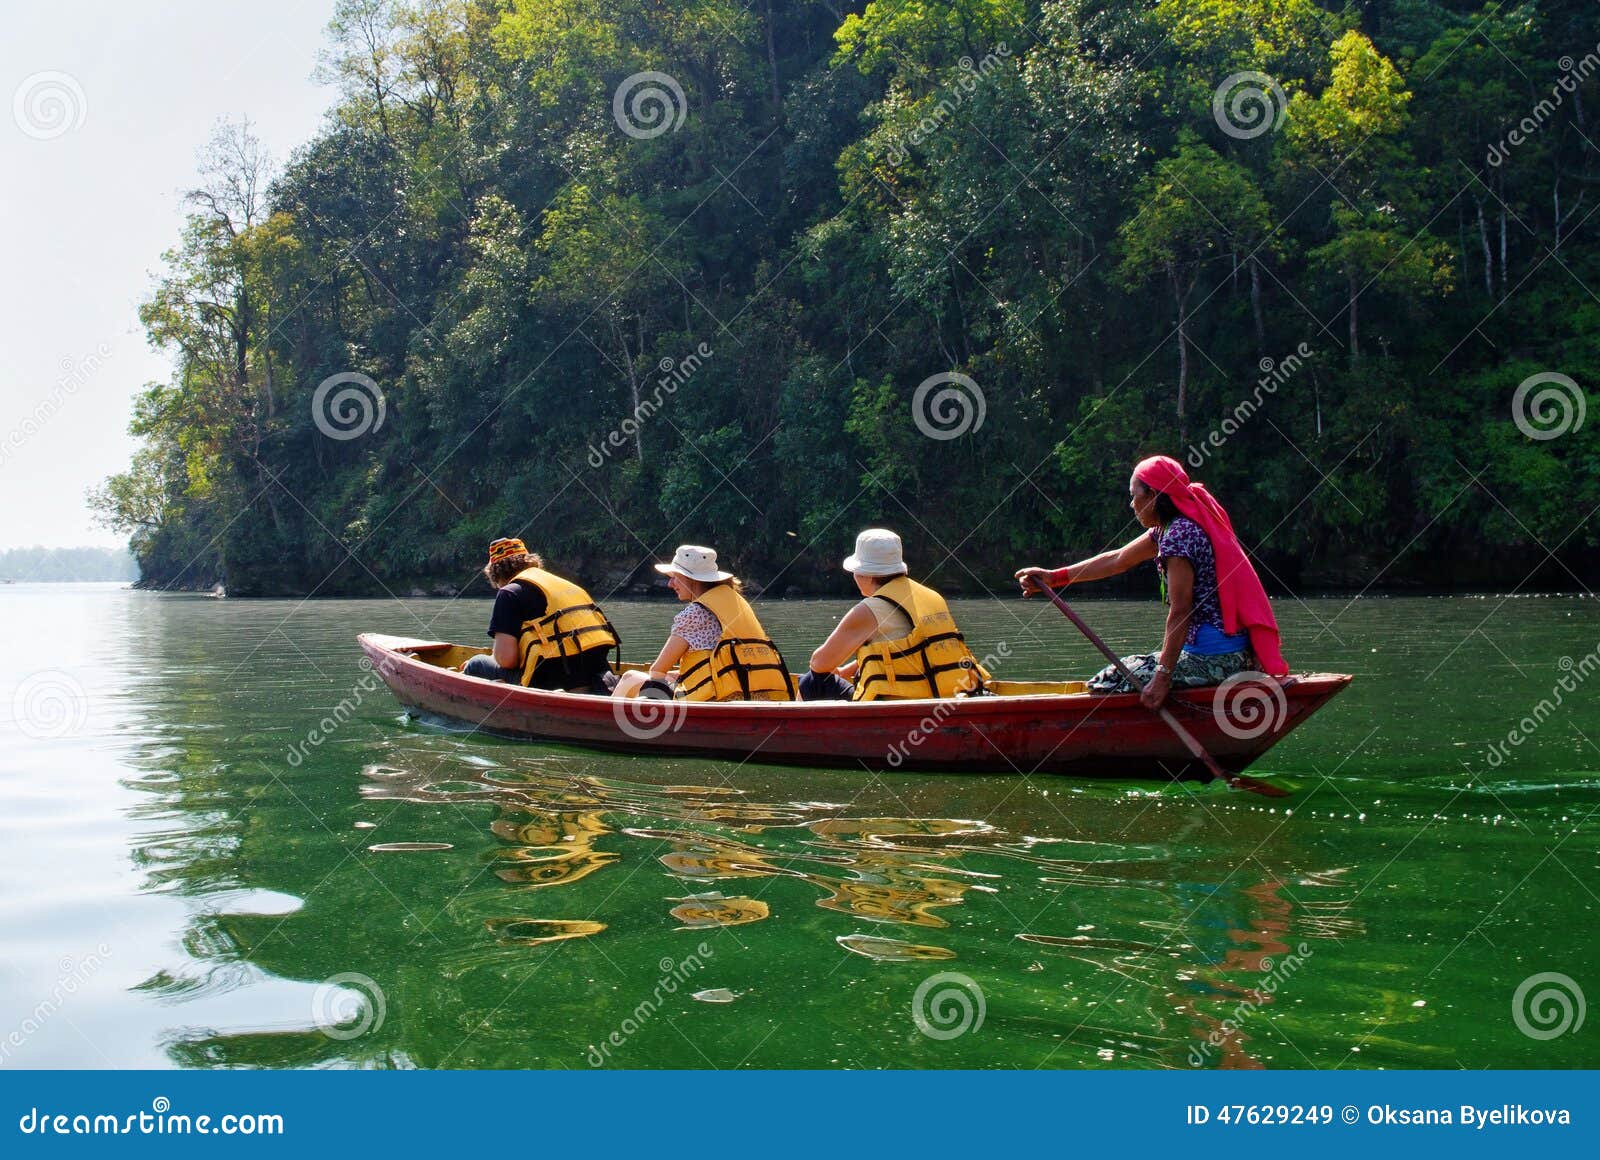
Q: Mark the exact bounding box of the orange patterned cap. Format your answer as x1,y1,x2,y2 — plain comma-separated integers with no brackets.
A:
487,537,528,564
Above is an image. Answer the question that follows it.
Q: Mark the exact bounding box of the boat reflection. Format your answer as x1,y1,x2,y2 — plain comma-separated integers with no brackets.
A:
353,755,1371,1067
141,742,1372,1068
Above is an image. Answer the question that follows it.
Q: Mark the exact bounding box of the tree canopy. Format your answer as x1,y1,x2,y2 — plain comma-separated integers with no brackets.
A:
94,0,1600,595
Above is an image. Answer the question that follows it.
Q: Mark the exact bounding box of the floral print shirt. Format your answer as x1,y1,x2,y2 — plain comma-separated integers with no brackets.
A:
670,602,723,651
1148,516,1227,645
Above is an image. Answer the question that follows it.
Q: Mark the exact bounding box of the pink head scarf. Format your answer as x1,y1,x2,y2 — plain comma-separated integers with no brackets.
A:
1133,455,1288,676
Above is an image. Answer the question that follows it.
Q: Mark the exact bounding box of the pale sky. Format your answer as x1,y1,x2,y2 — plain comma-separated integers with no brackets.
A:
0,0,337,548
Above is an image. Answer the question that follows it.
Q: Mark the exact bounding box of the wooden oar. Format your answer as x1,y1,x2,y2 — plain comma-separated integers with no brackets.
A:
1033,582,1288,798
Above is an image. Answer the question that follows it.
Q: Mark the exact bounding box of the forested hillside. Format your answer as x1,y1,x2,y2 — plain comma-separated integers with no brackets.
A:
91,0,1600,596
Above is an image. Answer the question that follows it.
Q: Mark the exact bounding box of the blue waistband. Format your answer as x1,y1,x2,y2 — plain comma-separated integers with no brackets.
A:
1185,623,1250,656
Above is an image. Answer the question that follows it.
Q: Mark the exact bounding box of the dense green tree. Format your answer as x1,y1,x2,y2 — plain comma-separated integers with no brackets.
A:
92,0,1600,595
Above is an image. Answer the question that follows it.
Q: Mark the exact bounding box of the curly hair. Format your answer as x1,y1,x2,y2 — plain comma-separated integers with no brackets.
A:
485,550,544,589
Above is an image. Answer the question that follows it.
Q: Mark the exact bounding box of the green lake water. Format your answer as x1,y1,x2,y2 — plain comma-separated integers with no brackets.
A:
1,582,1595,1069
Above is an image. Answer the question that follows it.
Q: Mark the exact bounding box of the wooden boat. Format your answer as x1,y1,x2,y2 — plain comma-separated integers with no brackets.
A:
358,634,1351,781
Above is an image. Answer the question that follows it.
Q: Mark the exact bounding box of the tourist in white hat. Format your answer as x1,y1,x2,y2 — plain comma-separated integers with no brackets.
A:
801,528,988,701
613,545,792,702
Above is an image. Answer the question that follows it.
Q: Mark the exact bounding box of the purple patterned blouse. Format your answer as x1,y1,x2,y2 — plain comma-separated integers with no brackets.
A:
1148,516,1227,645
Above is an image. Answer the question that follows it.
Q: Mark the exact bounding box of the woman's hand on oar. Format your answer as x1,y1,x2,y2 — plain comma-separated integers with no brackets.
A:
1139,668,1173,711
1030,580,1288,799
1017,563,1068,592
1014,566,1053,596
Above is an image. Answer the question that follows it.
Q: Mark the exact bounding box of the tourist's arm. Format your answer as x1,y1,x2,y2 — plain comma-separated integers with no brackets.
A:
1143,557,1194,709
491,632,521,670
809,603,879,674
481,585,532,671
649,634,691,679
1016,533,1158,594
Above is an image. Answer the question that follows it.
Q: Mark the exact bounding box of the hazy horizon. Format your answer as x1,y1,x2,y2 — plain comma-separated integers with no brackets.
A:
0,543,137,581
1,0,338,549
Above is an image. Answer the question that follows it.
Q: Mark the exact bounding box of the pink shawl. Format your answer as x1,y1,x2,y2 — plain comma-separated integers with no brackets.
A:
1134,455,1288,676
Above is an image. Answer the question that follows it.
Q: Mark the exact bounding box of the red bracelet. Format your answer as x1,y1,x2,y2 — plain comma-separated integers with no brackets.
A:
1045,566,1072,586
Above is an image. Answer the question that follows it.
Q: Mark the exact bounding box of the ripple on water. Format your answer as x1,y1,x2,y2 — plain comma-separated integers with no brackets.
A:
484,918,606,946
807,816,998,848
1017,932,1193,954
835,934,957,962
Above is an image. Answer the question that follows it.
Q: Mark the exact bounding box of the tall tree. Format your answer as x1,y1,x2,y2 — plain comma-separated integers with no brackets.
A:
1118,140,1275,436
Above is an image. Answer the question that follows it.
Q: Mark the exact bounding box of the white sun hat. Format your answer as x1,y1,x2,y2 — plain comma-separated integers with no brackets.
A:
654,544,733,584
842,528,906,577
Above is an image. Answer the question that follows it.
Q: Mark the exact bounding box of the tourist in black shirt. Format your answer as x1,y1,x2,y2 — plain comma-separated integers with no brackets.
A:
462,538,617,693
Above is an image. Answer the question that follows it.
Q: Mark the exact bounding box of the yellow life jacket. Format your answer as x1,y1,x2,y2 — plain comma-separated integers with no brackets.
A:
510,566,620,687
676,584,792,702
851,577,989,701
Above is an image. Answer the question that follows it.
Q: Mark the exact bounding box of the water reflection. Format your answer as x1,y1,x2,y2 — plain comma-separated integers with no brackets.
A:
116,716,1379,1068
324,752,1369,1067
668,895,770,928
95,593,1387,1069
365,763,1010,936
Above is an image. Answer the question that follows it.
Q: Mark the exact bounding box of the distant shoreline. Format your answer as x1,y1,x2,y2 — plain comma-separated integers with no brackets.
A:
0,545,138,584
116,584,1597,602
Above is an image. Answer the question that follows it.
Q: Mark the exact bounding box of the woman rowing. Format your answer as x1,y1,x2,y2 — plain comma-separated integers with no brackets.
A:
1014,456,1287,708
801,528,989,701
463,537,619,693
612,545,792,702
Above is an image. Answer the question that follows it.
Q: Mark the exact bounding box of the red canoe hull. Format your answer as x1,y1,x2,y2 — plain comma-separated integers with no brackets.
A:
357,634,1351,780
